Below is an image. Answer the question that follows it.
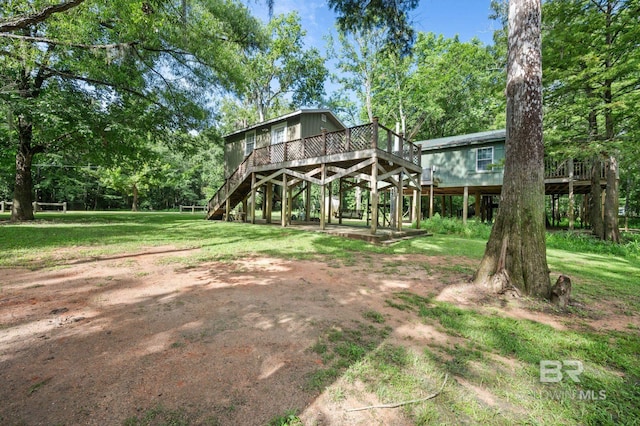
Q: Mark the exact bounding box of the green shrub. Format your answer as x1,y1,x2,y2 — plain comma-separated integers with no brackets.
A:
420,214,492,239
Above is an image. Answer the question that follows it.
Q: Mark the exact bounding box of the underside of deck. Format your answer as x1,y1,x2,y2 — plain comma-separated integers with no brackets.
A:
207,119,423,235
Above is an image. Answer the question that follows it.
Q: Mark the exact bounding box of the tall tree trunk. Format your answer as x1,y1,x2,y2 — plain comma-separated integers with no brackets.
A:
11,117,37,221
604,154,620,242
590,158,604,239
473,0,550,298
132,184,139,211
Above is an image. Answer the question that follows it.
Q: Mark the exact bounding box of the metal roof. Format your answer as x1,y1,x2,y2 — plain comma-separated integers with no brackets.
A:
417,129,506,151
223,109,346,139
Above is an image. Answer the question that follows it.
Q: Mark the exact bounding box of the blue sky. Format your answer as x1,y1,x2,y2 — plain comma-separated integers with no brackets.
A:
245,0,499,105
247,0,498,47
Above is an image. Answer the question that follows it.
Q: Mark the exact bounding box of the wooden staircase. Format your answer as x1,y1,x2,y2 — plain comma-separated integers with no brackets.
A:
206,121,423,222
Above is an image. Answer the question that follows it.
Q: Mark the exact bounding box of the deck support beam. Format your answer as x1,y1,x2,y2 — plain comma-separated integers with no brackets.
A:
396,172,403,231
281,173,288,227
568,159,575,230
463,186,469,224
320,164,327,230
266,183,273,224
305,182,311,222
250,173,256,224
370,158,379,235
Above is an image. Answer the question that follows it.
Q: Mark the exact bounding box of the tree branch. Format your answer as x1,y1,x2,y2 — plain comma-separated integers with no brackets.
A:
41,66,164,108
346,374,448,412
0,0,86,33
0,32,138,51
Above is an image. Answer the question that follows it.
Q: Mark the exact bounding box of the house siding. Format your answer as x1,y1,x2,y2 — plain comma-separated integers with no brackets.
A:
223,111,347,178
422,142,505,188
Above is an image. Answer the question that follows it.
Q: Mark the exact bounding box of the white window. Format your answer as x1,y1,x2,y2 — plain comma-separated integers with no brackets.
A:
476,147,494,172
271,123,286,145
245,131,255,156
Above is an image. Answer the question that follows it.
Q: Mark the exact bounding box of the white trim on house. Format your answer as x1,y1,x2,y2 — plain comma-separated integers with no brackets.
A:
271,123,287,145
223,109,345,139
476,146,494,172
244,130,256,156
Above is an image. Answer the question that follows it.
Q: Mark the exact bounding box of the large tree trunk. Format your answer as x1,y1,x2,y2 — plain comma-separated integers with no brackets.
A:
11,117,37,222
590,158,604,239
603,155,620,242
132,183,139,211
473,0,550,298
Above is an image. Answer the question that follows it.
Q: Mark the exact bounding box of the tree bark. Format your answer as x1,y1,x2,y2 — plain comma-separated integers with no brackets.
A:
132,184,139,211
590,158,604,239
473,0,550,298
11,117,39,221
603,155,620,242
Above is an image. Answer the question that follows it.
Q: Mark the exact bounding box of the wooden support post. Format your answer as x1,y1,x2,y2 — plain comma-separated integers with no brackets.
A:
320,164,327,230
305,183,311,222
266,182,273,224
242,199,248,222
281,174,287,227
225,198,231,222
449,196,453,219
250,173,256,224
396,172,403,231
414,187,422,229
262,185,267,219
63,202,67,213
370,161,379,235
463,186,469,225
568,159,575,230
288,186,293,224
371,117,379,149
338,178,343,225
441,195,446,217
327,180,332,224
429,185,434,218
475,191,481,222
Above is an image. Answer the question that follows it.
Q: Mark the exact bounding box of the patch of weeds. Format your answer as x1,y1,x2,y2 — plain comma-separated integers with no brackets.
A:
362,309,385,324
267,409,303,426
311,341,327,355
27,377,52,395
170,341,185,349
329,386,347,402
123,405,191,426
385,298,410,311
306,321,390,392
306,368,340,391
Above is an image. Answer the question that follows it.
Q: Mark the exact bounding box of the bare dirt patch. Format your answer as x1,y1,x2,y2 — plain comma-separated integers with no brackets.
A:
0,246,633,425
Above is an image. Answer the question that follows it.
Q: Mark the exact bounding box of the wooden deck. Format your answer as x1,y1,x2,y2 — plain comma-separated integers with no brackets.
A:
207,119,423,234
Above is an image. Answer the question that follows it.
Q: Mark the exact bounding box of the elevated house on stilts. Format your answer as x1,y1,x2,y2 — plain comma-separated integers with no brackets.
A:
208,110,608,233
207,110,423,235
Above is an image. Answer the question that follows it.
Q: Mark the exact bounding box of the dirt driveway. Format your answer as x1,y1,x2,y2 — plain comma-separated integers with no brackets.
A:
0,245,624,425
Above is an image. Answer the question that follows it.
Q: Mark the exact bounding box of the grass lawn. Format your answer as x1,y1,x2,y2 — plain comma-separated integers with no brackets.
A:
1,211,638,425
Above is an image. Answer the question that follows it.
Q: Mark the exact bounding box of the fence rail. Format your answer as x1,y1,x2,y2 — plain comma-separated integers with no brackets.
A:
1,201,67,213
179,205,207,213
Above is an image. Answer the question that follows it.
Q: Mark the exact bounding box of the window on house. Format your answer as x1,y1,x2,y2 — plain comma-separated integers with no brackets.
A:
245,131,255,156
271,123,286,145
476,147,494,172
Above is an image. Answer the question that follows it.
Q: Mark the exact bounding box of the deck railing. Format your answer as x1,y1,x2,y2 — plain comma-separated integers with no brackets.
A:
544,158,606,181
208,120,422,214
